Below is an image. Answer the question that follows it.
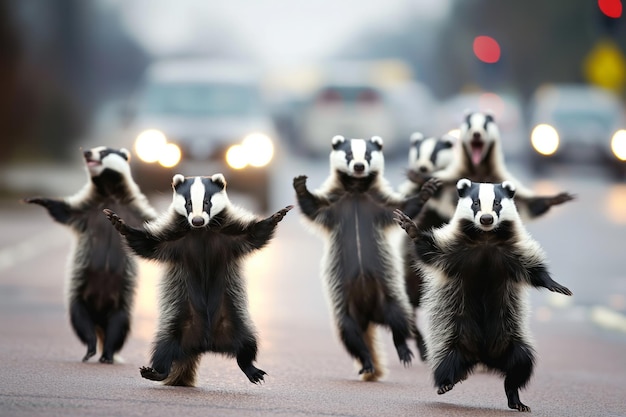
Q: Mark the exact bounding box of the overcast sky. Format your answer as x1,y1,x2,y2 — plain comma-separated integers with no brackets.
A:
115,0,451,67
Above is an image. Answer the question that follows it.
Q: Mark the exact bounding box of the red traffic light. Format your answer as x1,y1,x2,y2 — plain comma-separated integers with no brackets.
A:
599,0,622,18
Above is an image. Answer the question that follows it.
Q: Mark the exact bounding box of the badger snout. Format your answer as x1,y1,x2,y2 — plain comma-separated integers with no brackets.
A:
480,214,494,225
191,216,206,228
353,163,365,173
418,165,429,173
472,132,482,141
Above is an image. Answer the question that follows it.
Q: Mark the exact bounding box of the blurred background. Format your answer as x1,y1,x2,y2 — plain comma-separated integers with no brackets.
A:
1,0,625,201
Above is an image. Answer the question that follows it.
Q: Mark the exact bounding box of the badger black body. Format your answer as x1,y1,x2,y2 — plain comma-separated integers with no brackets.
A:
24,147,156,363
293,135,437,380
410,112,575,226
105,173,291,386
394,178,573,412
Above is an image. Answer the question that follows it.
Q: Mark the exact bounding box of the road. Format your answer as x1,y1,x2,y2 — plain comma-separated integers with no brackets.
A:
1,156,625,417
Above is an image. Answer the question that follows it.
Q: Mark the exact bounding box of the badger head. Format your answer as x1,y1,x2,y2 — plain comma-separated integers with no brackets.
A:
408,132,455,174
459,111,500,167
171,173,229,228
83,146,131,178
329,135,384,178
455,178,517,232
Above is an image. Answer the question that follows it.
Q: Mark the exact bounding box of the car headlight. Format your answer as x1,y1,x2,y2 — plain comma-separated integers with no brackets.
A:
530,124,559,156
135,129,167,163
226,133,274,169
134,129,182,168
611,129,626,161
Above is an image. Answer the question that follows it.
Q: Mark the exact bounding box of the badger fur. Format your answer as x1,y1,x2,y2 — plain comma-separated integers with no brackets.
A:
394,178,573,412
23,146,157,363
398,132,455,356
104,173,292,386
293,135,438,380
409,111,575,225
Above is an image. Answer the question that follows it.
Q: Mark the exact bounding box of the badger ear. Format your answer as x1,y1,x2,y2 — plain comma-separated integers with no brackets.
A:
484,110,495,123
172,174,185,188
441,134,456,148
331,135,345,150
370,135,383,150
410,132,424,144
501,180,516,198
120,148,131,161
456,178,472,198
212,173,227,189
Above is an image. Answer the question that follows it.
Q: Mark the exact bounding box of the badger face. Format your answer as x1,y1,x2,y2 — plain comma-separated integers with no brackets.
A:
83,146,131,177
459,112,500,167
329,135,384,178
408,132,455,174
455,178,517,231
171,173,229,228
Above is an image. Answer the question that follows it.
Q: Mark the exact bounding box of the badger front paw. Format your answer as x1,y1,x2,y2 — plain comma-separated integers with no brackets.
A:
393,209,419,240
406,170,429,186
418,177,442,203
270,205,293,225
550,192,575,206
23,197,49,207
139,366,167,381
103,209,129,235
548,282,573,296
293,175,308,194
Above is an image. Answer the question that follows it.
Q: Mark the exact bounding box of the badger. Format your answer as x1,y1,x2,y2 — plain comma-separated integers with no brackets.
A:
23,146,157,363
408,111,575,225
293,135,438,380
104,173,292,386
394,178,573,412
397,133,455,355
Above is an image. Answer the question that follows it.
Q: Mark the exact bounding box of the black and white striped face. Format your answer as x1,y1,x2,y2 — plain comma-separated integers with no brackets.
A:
455,178,517,231
408,132,455,174
171,174,229,228
83,146,131,177
330,135,384,178
460,112,500,167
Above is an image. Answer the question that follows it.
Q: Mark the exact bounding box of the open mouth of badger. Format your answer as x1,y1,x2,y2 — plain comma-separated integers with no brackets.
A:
470,139,484,166
83,153,102,168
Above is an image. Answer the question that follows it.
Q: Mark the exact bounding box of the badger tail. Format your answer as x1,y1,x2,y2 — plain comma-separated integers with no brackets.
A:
359,324,387,381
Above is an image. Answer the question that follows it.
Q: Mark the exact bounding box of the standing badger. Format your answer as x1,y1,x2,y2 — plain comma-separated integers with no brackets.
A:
104,173,292,386
394,178,573,412
23,146,157,363
398,132,455,355
293,135,437,380
410,111,575,224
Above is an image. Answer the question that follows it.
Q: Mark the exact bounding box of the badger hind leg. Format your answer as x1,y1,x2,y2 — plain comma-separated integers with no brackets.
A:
236,337,266,384
499,342,535,412
383,302,414,366
69,300,97,362
433,348,475,395
360,325,386,381
337,315,379,380
163,353,201,387
99,309,130,364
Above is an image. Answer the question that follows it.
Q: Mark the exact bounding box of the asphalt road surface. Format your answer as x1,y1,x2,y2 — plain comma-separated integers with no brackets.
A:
1,157,625,417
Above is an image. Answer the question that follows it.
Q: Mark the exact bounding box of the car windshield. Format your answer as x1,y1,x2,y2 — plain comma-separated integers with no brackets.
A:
552,109,616,129
138,82,263,117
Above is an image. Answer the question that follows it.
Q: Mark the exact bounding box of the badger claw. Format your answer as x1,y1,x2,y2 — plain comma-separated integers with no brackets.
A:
393,209,419,240
103,209,129,235
293,175,308,194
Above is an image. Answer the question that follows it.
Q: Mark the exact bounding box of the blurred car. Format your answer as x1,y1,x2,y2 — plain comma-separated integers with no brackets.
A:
120,58,279,210
290,60,437,158
436,90,527,159
527,83,626,177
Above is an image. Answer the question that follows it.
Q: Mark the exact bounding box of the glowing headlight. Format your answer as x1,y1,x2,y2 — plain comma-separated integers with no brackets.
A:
242,133,274,167
135,129,167,163
225,133,275,169
611,129,626,161
158,143,182,168
531,124,559,156
226,144,248,169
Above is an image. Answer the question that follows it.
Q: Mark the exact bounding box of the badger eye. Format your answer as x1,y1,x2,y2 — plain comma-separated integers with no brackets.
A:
185,201,192,211
493,200,502,209
472,199,480,209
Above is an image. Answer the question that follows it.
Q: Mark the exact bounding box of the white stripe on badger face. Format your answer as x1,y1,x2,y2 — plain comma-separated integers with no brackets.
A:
477,183,497,230
349,139,369,176
189,177,209,227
